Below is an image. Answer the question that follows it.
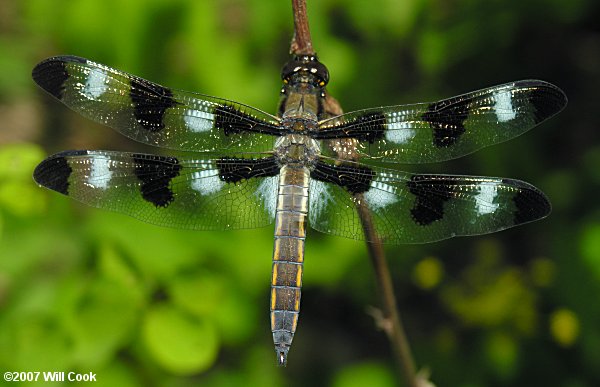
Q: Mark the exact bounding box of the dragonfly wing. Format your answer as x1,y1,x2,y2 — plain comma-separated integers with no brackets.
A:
309,160,550,243
316,80,567,163
33,150,281,230
32,56,284,154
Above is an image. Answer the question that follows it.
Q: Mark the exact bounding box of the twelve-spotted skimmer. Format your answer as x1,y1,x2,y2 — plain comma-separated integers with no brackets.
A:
32,55,566,365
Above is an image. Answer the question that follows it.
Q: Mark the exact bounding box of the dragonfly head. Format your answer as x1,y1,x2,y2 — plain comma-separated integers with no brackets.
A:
281,54,329,88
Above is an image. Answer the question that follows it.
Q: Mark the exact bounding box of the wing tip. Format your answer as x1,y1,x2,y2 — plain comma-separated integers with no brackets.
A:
515,79,568,122
32,56,88,99
502,178,552,224
33,150,87,195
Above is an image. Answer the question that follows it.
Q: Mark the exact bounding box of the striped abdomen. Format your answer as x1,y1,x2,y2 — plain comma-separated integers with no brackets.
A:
271,165,309,365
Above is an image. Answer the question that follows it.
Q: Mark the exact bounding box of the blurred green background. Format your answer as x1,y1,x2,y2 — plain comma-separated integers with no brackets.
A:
1,0,599,386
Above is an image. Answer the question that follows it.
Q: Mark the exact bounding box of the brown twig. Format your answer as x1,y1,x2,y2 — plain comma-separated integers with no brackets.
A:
355,197,419,387
290,0,314,55
324,100,421,386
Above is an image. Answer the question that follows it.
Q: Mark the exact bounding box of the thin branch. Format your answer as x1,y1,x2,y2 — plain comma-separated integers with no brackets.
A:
355,196,419,387
290,0,314,55
325,95,422,387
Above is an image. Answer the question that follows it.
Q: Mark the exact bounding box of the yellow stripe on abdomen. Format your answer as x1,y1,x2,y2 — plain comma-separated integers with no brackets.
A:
271,166,309,364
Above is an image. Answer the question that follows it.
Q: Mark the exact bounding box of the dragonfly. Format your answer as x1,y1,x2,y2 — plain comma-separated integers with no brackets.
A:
32,54,566,365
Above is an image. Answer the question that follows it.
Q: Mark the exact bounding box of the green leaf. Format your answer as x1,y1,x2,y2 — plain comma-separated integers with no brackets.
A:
332,362,396,387
69,277,141,367
484,331,519,380
580,222,600,279
0,144,46,216
93,360,140,387
0,314,72,370
142,304,219,375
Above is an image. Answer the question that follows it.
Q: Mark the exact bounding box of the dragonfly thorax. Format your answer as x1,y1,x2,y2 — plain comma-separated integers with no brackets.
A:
274,134,321,167
278,54,328,121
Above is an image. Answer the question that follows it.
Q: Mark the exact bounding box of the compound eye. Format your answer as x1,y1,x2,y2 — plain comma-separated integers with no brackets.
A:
281,59,301,82
312,62,329,87
280,55,330,86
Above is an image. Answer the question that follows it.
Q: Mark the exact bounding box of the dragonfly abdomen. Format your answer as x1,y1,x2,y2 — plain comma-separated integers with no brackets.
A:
271,165,309,366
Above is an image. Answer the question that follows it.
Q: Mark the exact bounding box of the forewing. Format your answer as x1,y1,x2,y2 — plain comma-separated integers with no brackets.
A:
32,56,283,153
33,151,280,230
309,161,550,244
316,80,567,163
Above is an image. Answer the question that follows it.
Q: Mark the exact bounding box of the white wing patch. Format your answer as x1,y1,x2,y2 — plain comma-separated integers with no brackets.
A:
184,109,215,133
191,171,225,196
308,180,334,228
493,90,517,122
365,172,398,209
190,161,225,195
474,181,500,215
385,112,416,144
82,68,108,99
254,176,278,218
87,156,112,189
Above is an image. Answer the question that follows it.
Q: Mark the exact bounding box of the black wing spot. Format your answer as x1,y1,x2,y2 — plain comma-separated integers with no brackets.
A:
215,105,254,136
311,161,375,195
216,156,280,183
132,154,182,207
422,100,469,148
324,112,386,143
407,175,455,225
528,85,568,124
350,112,386,143
32,58,73,100
33,150,88,195
130,77,178,133
507,179,551,224
214,105,282,137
